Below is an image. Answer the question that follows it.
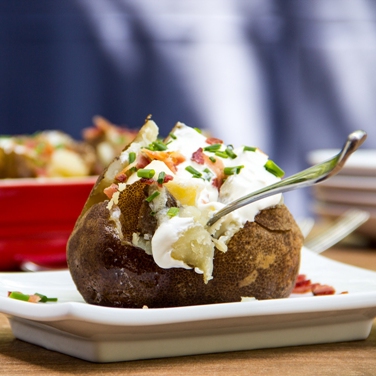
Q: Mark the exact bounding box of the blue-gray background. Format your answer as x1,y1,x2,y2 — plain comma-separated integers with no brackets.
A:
1,0,376,217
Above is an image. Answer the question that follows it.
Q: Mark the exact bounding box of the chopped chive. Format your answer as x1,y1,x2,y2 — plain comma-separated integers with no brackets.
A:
150,211,156,216
145,191,160,202
34,293,58,303
243,146,257,152
128,152,136,164
185,166,202,177
157,171,166,184
155,140,168,151
225,146,237,159
194,127,202,134
137,169,155,179
209,156,216,163
169,133,177,140
215,151,229,159
224,165,244,175
204,144,222,152
8,291,29,301
264,160,285,178
167,207,180,217
147,140,168,151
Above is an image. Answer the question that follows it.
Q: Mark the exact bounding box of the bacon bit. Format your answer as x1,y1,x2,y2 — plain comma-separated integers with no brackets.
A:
164,174,174,183
312,284,336,296
157,174,174,188
212,178,220,188
292,284,314,294
142,149,185,173
292,274,336,296
203,154,225,188
292,278,313,293
206,137,223,145
136,154,151,169
104,183,119,199
191,148,205,165
292,275,313,293
294,276,311,288
140,178,155,185
115,173,127,183
170,152,185,168
294,274,307,283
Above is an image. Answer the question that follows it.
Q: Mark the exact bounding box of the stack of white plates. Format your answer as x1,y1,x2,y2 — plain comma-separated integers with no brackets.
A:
307,149,376,240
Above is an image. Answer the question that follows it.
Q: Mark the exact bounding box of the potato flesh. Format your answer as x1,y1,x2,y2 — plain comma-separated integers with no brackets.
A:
154,205,212,282
165,180,200,206
171,225,214,283
148,195,214,282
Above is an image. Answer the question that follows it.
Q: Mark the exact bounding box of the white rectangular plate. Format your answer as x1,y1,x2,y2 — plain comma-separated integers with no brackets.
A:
1,247,376,363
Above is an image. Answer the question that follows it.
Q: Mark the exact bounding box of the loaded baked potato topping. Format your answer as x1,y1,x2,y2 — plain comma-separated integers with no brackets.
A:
101,118,284,283
67,116,303,308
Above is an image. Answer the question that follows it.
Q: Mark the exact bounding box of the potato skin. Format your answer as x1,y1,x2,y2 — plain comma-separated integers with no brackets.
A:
208,205,302,302
67,202,303,308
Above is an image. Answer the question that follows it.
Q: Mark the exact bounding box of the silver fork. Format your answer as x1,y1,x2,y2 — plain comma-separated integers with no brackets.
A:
207,130,367,227
303,209,370,253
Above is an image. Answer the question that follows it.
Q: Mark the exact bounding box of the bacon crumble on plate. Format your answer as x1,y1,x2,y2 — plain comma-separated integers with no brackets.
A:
292,274,344,296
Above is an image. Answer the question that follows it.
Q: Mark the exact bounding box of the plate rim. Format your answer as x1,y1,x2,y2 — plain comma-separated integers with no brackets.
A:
1,248,376,327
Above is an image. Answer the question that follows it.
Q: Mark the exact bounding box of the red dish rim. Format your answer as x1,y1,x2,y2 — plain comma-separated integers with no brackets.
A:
0,176,98,187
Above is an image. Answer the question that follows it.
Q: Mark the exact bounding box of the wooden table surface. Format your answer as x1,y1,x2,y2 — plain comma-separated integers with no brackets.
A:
1,245,376,376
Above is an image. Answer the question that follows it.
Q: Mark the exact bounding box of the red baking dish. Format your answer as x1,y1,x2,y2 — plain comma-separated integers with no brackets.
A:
0,176,96,271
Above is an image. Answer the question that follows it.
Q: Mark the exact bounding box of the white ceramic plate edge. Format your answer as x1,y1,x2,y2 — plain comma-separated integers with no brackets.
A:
2,248,376,362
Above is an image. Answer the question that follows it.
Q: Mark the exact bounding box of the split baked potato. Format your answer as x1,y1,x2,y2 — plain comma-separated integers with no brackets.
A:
67,117,303,308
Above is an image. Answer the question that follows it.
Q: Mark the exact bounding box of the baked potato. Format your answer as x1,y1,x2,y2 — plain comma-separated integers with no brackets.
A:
67,116,303,308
